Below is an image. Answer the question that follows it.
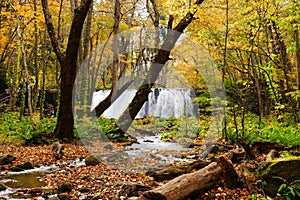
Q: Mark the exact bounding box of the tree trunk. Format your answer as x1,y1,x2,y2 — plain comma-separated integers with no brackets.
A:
111,0,121,99
16,14,35,126
138,156,238,200
42,0,93,139
40,28,47,119
295,28,300,116
32,0,39,112
116,0,205,132
146,159,210,181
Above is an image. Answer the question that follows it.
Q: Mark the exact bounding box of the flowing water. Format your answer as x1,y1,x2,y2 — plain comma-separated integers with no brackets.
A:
90,88,197,119
0,160,85,199
0,136,194,199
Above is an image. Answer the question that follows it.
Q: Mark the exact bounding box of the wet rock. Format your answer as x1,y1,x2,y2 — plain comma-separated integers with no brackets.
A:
79,187,90,193
9,161,34,171
85,154,102,166
19,162,34,169
0,183,7,191
258,157,300,196
58,183,72,193
0,154,16,165
143,140,154,143
9,166,23,172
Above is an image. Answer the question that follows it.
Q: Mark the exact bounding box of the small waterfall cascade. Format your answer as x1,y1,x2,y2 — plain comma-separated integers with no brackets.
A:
90,88,197,119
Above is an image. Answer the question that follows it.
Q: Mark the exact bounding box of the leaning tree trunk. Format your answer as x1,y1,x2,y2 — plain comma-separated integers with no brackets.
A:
116,0,205,132
42,0,93,139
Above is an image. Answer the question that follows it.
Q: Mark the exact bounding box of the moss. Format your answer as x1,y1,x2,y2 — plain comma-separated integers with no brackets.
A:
258,158,300,196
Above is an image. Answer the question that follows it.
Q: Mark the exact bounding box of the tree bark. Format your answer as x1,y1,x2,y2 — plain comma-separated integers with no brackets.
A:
146,159,210,181
138,156,238,200
295,28,300,113
111,0,121,99
116,0,205,132
16,13,35,126
42,0,93,139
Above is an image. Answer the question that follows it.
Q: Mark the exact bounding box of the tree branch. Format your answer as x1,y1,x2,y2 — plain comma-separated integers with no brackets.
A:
41,0,65,66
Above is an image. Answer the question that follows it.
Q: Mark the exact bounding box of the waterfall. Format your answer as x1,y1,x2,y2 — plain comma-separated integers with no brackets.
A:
90,88,197,119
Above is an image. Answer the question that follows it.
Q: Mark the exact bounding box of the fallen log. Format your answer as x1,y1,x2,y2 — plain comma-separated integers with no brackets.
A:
146,159,210,181
138,156,238,200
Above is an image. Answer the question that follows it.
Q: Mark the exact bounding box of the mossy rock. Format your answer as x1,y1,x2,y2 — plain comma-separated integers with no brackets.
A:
85,154,102,166
79,187,90,193
9,166,23,172
258,157,300,196
58,183,72,193
9,162,34,171
19,162,34,169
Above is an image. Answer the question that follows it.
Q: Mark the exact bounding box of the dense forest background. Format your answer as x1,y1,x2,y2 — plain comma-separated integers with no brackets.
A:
0,0,300,146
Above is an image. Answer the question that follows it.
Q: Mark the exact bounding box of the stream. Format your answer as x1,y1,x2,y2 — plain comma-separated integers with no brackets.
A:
0,136,193,199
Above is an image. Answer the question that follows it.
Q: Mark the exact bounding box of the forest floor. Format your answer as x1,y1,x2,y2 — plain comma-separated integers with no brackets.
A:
0,140,288,199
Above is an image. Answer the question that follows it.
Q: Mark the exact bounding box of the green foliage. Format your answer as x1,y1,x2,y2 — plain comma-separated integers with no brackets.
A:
273,176,300,200
226,114,300,147
155,116,201,144
75,116,129,142
0,112,56,145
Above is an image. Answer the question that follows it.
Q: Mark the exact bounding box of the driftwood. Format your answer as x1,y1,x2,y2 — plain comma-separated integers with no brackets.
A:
138,156,239,200
146,159,210,181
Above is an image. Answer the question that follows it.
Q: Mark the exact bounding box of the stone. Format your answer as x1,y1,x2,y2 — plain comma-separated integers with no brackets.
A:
79,187,90,193
58,183,72,193
19,162,34,170
9,161,34,171
9,166,23,172
258,157,300,196
0,154,16,165
85,154,102,166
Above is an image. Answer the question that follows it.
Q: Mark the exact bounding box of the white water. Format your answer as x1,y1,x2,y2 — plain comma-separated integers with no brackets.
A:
90,88,197,119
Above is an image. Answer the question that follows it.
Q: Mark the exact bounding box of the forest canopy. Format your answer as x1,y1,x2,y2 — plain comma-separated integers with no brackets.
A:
0,0,299,144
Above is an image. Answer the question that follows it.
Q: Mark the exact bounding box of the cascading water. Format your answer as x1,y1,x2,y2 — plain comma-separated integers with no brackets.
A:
90,88,197,119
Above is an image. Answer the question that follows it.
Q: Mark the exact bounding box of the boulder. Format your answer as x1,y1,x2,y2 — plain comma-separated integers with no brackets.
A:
0,154,16,165
258,157,300,196
85,154,102,166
